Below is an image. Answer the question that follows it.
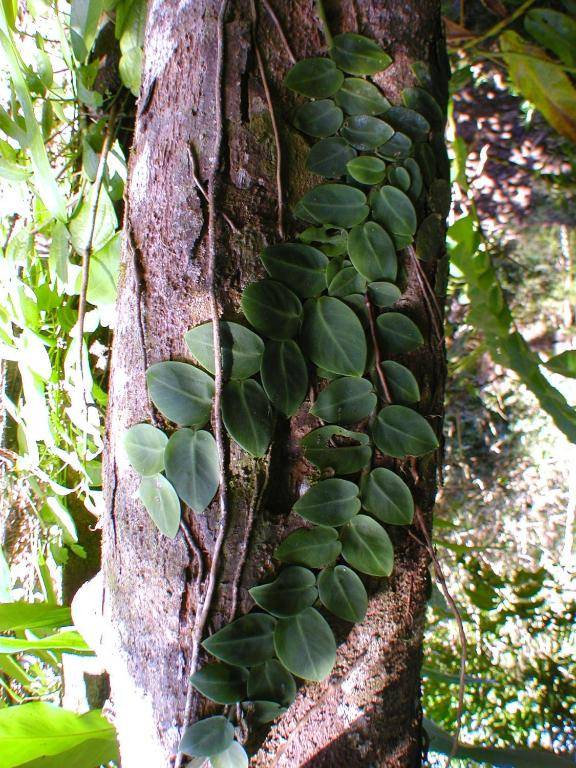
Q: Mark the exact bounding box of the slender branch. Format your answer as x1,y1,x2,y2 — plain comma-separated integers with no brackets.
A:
187,145,238,233
260,0,296,64
460,0,537,50
315,0,333,47
365,294,392,403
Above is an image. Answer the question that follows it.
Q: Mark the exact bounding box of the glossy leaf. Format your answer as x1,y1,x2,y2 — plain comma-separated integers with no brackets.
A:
261,340,308,417
341,115,393,150
388,165,411,192
0,603,71,633
377,132,412,161
385,106,430,141
346,155,386,185
210,741,249,768
335,77,391,115
376,312,423,354
245,701,287,724
330,33,392,75
137,474,181,538
164,429,220,513
274,607,336,681
301,296,367,376
307,137,357,178
545,350,576,378
301,425,372,474
299,225,348,256
371,185,417,249
328,266,367,298
347,221,397,282
185,321,264,380
294,478,360,526
340,514,394,577
318,565,368,622
284,57,344,98
123,423,167,476
146,361,214,427
247,659,297,706
189,663,248,705
260,242,328,298
362,467,414,524
249,566,317,617
294,99,343,138
310,377,376,424
180,716,234,758
416,213,444,261
404,157,423,199
295,184,369,228
402,87,445,131
381,360,420,403
222,379,273,457
202,614,277,667
368,282,401,308
70,0,103,61
525,9,576,68
373,405,439,458
242,279,302,340
274,527,342,568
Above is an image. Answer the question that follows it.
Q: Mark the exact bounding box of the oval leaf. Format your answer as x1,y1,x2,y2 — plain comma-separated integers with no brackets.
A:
381,360,420,402
348,221,397,282
202,614,277,667
388,165,411,192
330,33,392,75
260,242,328,298
294,100,343,138
222,379,273,457
371,185,417,249
123,423,167,476
137,474,181,538
307,137,357,178
247,659,297,706
260,340,308,418
346,155,387,185
373,405,439,458
294,478,360,526
190,663,248,705
242,279,302,340
146,361,214,427
274,607,336,681
340,514,394,577
335,77,391,115
362,467,414,524
284,57,344,98
377,132,412,161
376,312,423,354
341,115,393,150
245,700,287,724
249,566,318,617
211,741,249,768
318,565,368,622
301,425,372,474
185,321,264,380
274,527,342,568
385,105,430,141
368,282,401,308
295,184,369,229
402,86,445,131
164,429,220,513
301,296,367,377
328,266,367,298
179,716,234,758
310,377,376,424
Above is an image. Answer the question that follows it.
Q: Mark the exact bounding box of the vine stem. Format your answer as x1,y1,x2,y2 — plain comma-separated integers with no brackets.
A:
260,0,296,64
175,2,230,766
315,0,333,47
365,293,392,403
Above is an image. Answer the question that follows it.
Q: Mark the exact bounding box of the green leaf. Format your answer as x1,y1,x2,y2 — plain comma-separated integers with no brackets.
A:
545,350,576,378
362,467,414,524
381,360,420,402
137,474,181,538
0,630,89,654
310,377,376,425
294,100,343,138
69,185,117,254
404,157,423,200
371,186,417,249
328,266,367,298
222,379,273,457
415,142,436,186
307,137,356,178
0,603,71,632
318,565,367,622
346,155,387,185
247,659,296,706
301,425,372,474
119,46,142,96
347,221,397,282
376,312,423,354
274,607,336,681
402,87,445,131
245,700,287,723
294,478,360,526
284,57,344,97
301,296,367,376
260,242,328,298
146,361,214,427
180,716,234,758
274,527,342,568
299,225,348,256
261,340,308,417
123,423,167,476
210,741,249,768
185,321,264,380
377,132,412,161
335,77,391,115
388,165,411,192
385,106,430,142
341,115,393,151
249,566,317,617
415,213,444,261
70,0,103,61
340,514,394,577
202,614,277,667
242,279,302,340
373,405,438,458
0,704,118,768
190,663,248,705
295,184,369,228
368,282,401,308
330,33,392,75
79,233,120,307
164,429,220,513
525,9,576,68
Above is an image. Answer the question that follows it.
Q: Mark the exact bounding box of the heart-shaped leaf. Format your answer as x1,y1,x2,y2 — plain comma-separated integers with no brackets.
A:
294,478,360,526
330,33,392,75
381,360,420,402
301,296,367,376
402,86,445,131
341,115,393,150
347,221,397,282
123,423,167,476
284,57,344,97
376,312,423,354
274,527,342,568
295,184,369,229
210,741,249,768
146,361,214,427
318,565,368,622
377,132,412,161
249,566,318,617
328,266,367,297
260,340,308,418
260,243,328,298
388,165,411,192
310,377,376,424
373,405,439,458
190,663,248,705
247,659,297,706
362,467,414,524
404,157,423,200
294,100,343,138
180,716,234,758
307,137,357,178
202,614,277,667
385,105,430,141
245,701,287,724
368,282,401,308
137,474,181,538
222,379,273,457
185,321,264,380
274,607,336,681
164,429,220,513
299,225,348,256
301,425,372,474
346,155,387,185
340,514,394,576
371,186,417,249
242,279,302,340
335,77,390,115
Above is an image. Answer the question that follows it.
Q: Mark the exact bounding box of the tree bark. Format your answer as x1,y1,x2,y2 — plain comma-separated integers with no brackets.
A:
101,1,449,766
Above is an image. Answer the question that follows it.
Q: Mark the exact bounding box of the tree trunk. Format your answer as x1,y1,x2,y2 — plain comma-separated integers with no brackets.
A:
101,1,449,766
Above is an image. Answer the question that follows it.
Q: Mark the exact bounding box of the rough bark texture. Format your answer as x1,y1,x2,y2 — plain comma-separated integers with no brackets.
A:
101,1,448,766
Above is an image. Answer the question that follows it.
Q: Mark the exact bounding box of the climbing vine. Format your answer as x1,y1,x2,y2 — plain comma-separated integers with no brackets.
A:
122,27,449,768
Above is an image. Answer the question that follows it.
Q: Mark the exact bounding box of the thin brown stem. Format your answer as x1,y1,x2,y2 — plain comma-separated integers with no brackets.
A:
187,145,238,233
260,0,296,64
365,294,392,403
407,246,444,343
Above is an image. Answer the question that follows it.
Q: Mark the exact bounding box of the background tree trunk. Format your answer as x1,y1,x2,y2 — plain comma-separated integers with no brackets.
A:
101,1,449,766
